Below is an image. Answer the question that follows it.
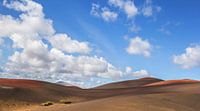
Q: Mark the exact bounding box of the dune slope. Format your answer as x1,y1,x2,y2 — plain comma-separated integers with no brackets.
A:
30,93,200,111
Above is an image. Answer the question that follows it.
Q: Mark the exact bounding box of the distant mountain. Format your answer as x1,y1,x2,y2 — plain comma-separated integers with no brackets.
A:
56,81,74,86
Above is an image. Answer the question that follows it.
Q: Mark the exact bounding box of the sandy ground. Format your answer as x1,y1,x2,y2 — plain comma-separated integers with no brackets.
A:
23,93,200,111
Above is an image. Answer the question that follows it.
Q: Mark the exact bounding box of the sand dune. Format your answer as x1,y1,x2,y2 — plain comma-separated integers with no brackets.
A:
0,77,200,111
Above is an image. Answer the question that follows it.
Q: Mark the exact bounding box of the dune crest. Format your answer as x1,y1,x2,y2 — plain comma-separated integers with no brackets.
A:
0,78,43,88
144,79,200,87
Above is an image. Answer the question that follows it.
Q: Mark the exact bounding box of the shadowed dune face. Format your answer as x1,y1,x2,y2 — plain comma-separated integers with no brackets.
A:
0,78,85,104
144,79,200,87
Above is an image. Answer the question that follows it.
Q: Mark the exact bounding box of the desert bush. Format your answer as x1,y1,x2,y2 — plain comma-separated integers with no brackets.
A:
41,101,54,106
59,99,72,104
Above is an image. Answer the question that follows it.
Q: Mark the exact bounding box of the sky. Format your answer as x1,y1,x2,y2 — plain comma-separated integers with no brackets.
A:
0,0,200,88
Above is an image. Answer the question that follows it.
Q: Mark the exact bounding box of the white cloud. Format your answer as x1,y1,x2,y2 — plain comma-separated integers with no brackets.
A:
6,40,51,72
125,66,150,78
50,34,91,54
91,4,118,22
141,0,161,17
125,66,132,74
132,69,149,77
108,0,138,18
90,3,100,17
173,45,200,69
0,0,55,48
108,0,124,8
101,7,118,22
123,0,138,18
6,47,122,79
0,0,123,87
126,36,152,57
142,6,153,17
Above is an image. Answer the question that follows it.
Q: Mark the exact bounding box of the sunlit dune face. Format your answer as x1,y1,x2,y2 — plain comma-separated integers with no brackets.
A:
0,78,42,88
144,80,200,87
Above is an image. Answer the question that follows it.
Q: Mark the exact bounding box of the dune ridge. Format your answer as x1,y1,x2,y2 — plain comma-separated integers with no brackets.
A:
0,78,43,88
144,79,200,87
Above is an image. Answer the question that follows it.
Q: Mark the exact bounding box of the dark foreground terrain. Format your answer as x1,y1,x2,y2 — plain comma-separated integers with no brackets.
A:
0,77,200,111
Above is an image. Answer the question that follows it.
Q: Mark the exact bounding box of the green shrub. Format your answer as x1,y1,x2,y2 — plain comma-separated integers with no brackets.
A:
41,101,54,106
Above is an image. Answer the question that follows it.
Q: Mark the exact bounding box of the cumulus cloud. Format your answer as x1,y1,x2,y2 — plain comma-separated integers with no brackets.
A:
90,0,161,35
125,66,150,78
108,0,138,18
0,0,55,48
6,47,122,78
173,45,200,69
91,0,138,21
101,7,118,22
126,36,152,57
5,40,51,73
132,69,149,77
125,66,132,74
50,34,91,54
91,4,118,22
0,0,123,87
123,0,138,18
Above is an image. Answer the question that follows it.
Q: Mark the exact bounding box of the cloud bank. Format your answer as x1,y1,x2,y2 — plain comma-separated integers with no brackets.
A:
0,0,125,87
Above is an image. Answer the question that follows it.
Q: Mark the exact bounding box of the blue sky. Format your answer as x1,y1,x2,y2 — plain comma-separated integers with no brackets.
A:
0,0,200,87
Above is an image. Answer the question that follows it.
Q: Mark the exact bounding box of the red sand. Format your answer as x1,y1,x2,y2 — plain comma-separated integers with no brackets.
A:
0,78,42,88
144,79,200,87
